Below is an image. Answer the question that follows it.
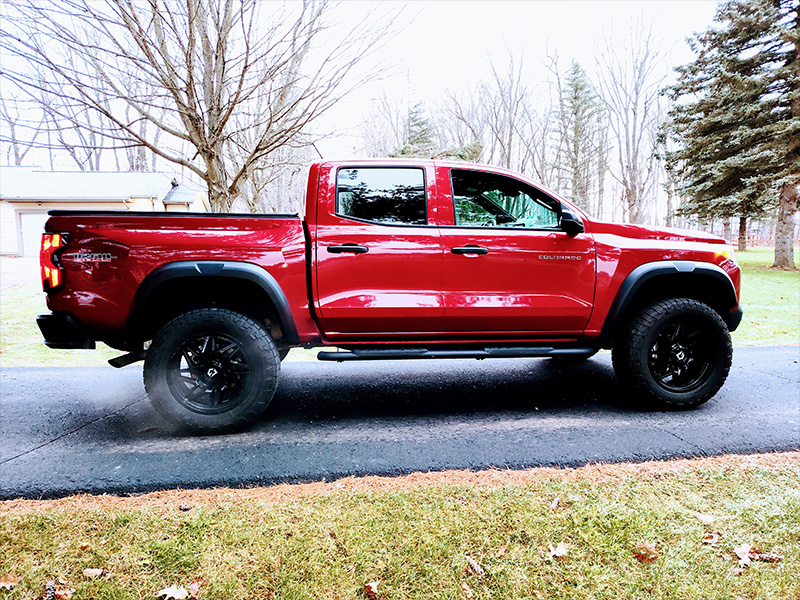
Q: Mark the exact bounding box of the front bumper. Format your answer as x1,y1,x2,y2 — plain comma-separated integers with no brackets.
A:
728,305,744,332
37,313,96,349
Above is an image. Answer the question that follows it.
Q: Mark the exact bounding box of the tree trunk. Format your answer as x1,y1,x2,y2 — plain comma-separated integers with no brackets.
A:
772,183,798,270
722,219,731,242
738,216,748,252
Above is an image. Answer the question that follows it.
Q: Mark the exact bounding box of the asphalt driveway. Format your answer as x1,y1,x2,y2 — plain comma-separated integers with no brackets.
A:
1,345,797,499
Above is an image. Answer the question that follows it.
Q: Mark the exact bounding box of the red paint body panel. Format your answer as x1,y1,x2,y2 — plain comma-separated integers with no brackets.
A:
43,213,318,340
42,159,741,350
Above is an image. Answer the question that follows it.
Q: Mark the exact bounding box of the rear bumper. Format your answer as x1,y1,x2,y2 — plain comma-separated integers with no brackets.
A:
728,305,743,332
37,313,96,349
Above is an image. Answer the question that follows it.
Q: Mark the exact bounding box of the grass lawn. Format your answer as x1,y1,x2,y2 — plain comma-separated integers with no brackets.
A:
1,453,798,599
1,248,797,367
732,248,800,346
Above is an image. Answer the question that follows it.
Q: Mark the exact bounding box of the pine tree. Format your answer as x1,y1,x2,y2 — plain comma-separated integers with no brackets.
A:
391,102,437,158
554,61,607,214
665,0,799,267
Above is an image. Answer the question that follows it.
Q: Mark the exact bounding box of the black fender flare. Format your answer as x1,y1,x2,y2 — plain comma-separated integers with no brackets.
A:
598,260,739,346
129,261,300,345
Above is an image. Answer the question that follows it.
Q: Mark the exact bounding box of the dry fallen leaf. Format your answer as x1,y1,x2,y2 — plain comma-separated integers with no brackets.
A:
548,542,569,559
187,580,202,598
693,512,715,524
632,541,659,563
364,580,379,600
461,581,474,598
465,556,485,577
78,542,90,551
54,588,74,600
733,543,752,568
702,532,722,545
497,542,509,557
750,550,783,563
82,568,104,579
155,585,189,599
0,574,21,590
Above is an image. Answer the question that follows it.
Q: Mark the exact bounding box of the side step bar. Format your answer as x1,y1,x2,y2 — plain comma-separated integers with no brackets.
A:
317,347,598,362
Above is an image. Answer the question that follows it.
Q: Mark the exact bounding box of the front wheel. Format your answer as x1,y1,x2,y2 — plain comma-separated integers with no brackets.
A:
612,298,732,409
144,308,279,432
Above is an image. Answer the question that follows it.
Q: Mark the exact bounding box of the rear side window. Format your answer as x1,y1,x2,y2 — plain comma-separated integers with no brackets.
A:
336,167,426,225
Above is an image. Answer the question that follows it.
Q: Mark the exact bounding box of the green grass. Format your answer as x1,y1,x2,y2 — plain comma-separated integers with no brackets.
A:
732,248,800,346
1,248,797,367
1,459,798,599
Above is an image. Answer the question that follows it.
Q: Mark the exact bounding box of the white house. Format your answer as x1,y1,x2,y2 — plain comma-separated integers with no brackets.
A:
0,166,207,256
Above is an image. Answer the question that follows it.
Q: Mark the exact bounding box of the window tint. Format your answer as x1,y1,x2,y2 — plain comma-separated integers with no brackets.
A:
451,169,559,229
336,167,426,225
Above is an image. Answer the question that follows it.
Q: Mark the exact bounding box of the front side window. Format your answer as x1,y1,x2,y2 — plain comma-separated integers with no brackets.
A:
336,167,426,225
451,169,559,229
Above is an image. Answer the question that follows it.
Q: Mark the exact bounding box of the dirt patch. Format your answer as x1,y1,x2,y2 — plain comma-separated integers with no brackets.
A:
2,451,797,516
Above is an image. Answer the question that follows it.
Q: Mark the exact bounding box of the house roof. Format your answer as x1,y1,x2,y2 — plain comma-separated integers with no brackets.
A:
0,166,204,204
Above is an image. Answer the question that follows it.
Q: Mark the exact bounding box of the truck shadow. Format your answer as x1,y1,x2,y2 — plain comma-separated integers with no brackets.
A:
262,356,641,425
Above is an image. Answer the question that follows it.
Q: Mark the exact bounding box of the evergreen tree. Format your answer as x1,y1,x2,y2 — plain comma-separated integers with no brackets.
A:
665,0,799,267
554,61,607,214
391,102,437,158
391,101,483,161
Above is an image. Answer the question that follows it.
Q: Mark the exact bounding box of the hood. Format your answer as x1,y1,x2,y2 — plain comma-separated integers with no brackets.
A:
590,221,729,245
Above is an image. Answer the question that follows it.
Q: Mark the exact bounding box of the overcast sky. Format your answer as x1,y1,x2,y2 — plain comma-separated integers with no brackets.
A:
316,0,721,156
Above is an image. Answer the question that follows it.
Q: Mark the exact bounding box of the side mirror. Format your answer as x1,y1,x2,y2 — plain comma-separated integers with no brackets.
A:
560,210,585,236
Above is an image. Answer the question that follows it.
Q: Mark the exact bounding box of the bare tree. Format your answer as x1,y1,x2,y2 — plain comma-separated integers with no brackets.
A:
0,85,45,165
360,94,408,158
483,51,530,170
1,0,394,211
595,23,666,224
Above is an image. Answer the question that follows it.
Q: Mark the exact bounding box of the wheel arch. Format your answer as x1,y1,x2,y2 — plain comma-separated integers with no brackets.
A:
128,261,300,347
598,261,739,347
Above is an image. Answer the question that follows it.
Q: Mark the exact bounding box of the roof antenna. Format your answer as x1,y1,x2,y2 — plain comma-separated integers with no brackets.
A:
312,143,324,160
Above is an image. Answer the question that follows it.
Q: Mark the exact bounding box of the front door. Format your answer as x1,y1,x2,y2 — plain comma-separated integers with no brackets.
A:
440,168,596,335
314,165,444,337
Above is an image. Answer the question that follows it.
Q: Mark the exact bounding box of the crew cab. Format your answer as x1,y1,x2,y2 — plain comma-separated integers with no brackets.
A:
38,160,743,431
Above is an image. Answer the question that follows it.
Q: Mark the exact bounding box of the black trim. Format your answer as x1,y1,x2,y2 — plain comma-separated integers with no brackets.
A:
729,305,744,332
451,245,489,255
130,261,300,345
327,244,369,254
317,346,597,362
598,261,739,345
47,210,300,219
37,313,96,349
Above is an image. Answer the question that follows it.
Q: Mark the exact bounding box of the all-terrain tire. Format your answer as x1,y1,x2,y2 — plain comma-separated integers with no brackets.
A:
612,298,732,409
144,308,279,432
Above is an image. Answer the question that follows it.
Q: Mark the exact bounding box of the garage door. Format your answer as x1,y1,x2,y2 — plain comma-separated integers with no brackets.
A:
20,213,50,257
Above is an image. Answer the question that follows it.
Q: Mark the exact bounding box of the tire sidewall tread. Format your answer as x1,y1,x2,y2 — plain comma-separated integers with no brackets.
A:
613,298,732,409
144,308,279,432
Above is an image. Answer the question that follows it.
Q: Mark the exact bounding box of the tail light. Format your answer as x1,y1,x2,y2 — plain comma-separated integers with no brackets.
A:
40,232,68,291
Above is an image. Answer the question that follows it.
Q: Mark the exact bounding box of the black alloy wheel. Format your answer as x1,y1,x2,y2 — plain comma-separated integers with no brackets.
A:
647,320,714,393
167,333,252,415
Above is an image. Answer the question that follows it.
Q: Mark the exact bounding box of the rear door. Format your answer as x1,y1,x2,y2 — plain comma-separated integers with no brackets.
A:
313,164,444,337
438,167,596,334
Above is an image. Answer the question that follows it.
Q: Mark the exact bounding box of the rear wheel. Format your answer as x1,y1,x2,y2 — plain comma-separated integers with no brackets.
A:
144,308,279,432
612,298,732,409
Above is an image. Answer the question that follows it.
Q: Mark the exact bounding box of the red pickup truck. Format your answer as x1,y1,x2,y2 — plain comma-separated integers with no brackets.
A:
38,160,742,431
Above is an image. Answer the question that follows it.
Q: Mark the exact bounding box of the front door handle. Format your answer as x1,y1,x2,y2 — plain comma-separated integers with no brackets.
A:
327,243,369,254
451,245,489,255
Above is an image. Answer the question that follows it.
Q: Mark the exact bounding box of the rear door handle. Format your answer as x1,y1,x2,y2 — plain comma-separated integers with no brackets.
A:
327,243,369,254
451,245,489,255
